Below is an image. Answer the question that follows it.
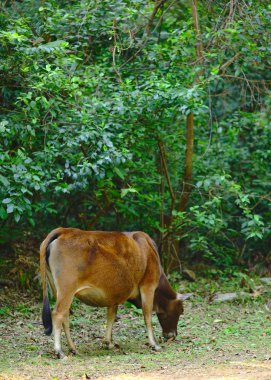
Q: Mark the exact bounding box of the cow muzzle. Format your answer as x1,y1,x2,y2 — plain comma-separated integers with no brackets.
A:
163,331,177,340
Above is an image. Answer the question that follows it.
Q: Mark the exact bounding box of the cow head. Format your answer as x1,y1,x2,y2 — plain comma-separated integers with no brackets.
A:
156,295,184,340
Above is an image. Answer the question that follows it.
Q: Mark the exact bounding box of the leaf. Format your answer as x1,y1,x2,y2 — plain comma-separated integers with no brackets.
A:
121,188,138,198
114,167,125,180
0,175,10,187
0,206,8,220
14,213,20,222
203,179,211,191
2,198,12,204
38,40,68,52
7,204,14,213
224,28,238,34
29,218,35,227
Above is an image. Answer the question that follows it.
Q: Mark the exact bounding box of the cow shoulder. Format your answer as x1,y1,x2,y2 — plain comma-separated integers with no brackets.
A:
126,231,161,286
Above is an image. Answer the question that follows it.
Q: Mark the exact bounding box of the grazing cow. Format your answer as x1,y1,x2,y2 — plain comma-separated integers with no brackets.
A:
40,227,184,358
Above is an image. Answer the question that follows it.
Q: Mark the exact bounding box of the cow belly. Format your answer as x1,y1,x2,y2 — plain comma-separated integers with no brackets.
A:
74,285,135,307
75,286,109,307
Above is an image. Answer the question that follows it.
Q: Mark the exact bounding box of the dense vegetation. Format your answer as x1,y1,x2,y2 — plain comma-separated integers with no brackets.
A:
1,0,270,273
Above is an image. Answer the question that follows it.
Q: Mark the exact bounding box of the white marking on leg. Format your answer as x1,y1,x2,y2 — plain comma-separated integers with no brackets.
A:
52,311,65,358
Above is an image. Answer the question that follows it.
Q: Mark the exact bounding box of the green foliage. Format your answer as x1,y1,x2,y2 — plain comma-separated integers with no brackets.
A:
0,1,270,269
0,306,12,316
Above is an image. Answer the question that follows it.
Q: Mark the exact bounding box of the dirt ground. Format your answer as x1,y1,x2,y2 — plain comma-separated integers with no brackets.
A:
96,361,271,380
1,277,271,380
1,356,271,380
1,361,271,380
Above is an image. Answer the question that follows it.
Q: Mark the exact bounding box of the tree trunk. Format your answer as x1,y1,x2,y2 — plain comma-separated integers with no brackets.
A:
178,112,194,212
178,0,203,213
160,0,203,271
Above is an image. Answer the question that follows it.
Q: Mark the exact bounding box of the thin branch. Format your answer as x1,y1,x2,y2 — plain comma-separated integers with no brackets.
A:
241,70,257,103
120,0,175,69
80,144,88,158
218,52,241,73
178,112,194,212
199,84,213,158
170,241,182,271
251,192,271,211
177,0,201,214
220,74,271,84
87,191,111,229
156,0,177,40
157,139,175,203
145,0,167,36
229,0,236,20
159,155,165,247
112,19,123,83
191,0,204,65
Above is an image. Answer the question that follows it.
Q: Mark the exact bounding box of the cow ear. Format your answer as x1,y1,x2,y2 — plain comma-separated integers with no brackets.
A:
177,293,193,301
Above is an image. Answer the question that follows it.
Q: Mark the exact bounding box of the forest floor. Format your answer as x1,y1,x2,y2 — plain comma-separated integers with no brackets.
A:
1,273,271,380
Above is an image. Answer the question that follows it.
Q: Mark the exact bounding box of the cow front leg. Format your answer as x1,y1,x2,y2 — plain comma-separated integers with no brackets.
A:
103,305,118,349
140,286,161,351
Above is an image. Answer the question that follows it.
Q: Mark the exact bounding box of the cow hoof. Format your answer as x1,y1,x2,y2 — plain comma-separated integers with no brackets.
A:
152,344,162,352
102,341,114,350
57,352,68,360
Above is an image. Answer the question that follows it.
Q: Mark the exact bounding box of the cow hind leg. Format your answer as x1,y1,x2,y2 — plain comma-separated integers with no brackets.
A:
52,294,74,359
140,286,161,351
103,305,118,349
63,316,76,355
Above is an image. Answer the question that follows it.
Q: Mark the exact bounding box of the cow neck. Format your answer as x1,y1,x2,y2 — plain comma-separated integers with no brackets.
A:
153,272,177,312
157,272,177,300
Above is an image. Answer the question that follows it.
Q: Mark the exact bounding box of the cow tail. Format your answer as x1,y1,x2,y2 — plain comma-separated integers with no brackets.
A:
40,228,62,336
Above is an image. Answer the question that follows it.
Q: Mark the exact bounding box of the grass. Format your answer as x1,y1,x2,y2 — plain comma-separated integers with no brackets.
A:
0,274,271,379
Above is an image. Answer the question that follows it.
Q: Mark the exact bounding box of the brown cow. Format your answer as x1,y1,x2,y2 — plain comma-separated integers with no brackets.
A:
40,227,184,358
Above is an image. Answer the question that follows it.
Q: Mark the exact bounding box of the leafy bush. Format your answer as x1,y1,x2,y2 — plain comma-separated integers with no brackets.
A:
0,1,270,270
